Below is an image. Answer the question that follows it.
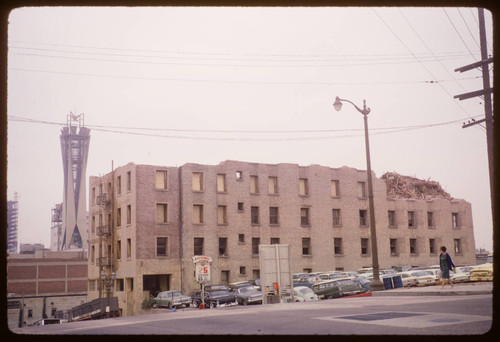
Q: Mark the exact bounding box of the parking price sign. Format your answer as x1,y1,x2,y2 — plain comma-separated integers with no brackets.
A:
192,255,212,284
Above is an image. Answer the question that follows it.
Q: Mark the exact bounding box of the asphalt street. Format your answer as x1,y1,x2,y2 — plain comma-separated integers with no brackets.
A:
10,284,494,337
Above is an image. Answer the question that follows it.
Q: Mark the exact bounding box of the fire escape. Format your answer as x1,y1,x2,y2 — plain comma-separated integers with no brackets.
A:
95,180,115,303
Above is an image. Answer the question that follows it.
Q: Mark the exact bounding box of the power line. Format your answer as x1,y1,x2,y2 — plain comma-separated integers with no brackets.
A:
9,39,480,60
443,8,478,61
9,45,477,63
8,67,480,86
373,8,484,130
11,51,470,68
8,114,482,142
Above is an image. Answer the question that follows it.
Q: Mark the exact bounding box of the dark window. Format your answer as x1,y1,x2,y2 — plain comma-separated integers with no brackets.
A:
359,210,367,226
156,237,168,256
194,238,204,255
270,207,279,224
219,238,228,256
301,208,310,226
252,238,260,255
302,238,311,255
251,206,259,224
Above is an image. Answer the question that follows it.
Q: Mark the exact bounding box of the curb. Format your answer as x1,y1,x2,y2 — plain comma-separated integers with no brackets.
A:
371,288,492,297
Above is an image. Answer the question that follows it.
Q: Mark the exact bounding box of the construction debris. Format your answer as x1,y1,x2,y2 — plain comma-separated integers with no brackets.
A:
381,172,451,200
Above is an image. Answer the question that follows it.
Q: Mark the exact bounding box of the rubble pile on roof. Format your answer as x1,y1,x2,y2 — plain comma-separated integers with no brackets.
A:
381,171,451,200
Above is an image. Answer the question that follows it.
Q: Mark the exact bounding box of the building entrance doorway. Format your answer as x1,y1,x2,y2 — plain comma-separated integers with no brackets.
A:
143,274,170,297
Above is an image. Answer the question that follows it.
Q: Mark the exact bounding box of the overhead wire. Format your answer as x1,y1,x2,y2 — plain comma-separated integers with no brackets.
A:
373,8,484,130
8,114,483,142
443,8,478,61
7,67,481,86
397,8,485,130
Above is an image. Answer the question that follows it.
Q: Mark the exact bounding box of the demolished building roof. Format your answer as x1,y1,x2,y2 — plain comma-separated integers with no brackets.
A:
381,171,452,200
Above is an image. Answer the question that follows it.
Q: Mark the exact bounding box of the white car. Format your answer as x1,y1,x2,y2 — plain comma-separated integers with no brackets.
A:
408,271,436,286
424,269,442,282
396,272,418,287
450,270,469,283
293,286,319,302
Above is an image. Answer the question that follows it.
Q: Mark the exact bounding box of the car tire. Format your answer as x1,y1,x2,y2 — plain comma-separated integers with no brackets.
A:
168,303,173,310
185,303,190,308
243,299,248,306
192,301,199,308
209,302,216,309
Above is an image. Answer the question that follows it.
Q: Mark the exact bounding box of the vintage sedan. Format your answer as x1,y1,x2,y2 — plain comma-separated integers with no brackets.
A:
396,272,418,287
153,290,192,309
408,271,436,286
191,289,238,308
312,277,363,299
231,285,262,305
293,286,319,302
351,277,371,292
470,254,493,281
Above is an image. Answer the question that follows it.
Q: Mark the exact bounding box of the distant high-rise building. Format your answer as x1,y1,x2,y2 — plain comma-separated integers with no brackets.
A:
50,203,63,251
7,193,19,254
60,112,90,250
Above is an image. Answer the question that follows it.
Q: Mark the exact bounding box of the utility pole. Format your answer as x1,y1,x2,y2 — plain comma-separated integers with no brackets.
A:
454,7,494,217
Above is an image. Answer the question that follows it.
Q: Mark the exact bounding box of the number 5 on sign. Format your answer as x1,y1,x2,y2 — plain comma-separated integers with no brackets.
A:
192,255,212,284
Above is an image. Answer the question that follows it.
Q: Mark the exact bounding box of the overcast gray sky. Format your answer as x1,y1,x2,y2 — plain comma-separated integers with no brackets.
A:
7,6,494,252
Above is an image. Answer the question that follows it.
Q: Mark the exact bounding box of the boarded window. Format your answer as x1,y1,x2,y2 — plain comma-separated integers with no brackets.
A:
217,174,226,192
331,180,340,197
250,175,258,194
357,181,366,198
299,178,308,196
193,205,204,224
192,172,203,191
268,176,278,194
217,205,227,224
155,170,168,189
156,203,168,223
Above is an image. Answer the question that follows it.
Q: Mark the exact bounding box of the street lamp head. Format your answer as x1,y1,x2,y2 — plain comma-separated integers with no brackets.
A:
333,96,343,111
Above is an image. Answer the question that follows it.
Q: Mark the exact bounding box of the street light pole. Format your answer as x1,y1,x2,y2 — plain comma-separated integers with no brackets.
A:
333,96,384,291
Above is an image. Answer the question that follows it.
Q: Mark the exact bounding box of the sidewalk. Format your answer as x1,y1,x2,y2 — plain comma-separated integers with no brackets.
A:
371,282,493,296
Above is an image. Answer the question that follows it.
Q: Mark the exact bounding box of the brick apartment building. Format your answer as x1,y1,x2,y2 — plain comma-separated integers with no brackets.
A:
87,160,475,316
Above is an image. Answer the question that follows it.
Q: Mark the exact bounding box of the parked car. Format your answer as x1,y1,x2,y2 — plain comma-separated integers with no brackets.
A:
470,254,493,281
228,281,252,291
248,279,261,291
312,277,363,299
450,270,469,283
191,289,238,308
407,271,436,286
153,290,192,309
351,277,371,292
423,269,441,282
293,286,319,302
396,272,418,287
318,272,345,281
293,276,316,288
204,284,230,291
231,285,262,305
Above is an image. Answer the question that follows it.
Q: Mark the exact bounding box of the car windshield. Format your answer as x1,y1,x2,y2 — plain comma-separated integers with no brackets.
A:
209,290,228,296
411,271,429,277
239,286,254,293
169,291,182,297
